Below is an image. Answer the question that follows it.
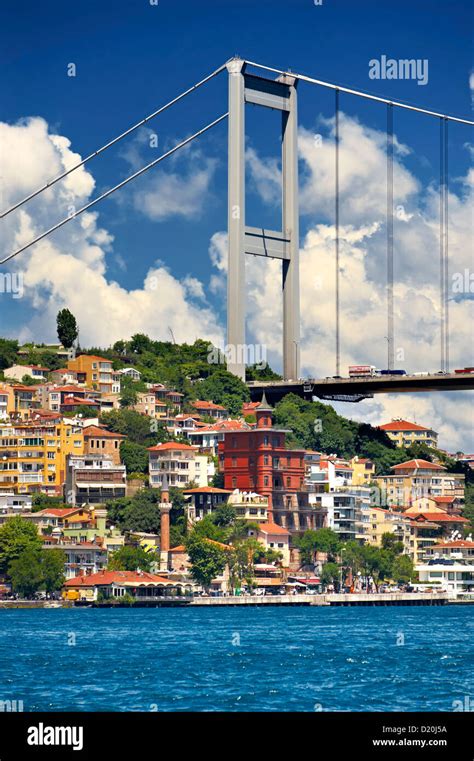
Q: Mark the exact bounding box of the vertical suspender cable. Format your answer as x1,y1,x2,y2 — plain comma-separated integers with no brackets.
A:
335,88,340,377
439,118,445,372
387,103,394,370
444,118,449,373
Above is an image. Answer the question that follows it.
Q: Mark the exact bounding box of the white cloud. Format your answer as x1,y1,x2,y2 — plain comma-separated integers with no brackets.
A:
0,116,223,349
241,112,474,451
118,131,218,222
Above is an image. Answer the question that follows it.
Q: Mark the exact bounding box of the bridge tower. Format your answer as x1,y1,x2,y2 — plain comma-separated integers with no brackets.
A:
226,58,300,381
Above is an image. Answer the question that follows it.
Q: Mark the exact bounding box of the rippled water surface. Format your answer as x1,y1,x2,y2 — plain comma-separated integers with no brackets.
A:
0,606,472,711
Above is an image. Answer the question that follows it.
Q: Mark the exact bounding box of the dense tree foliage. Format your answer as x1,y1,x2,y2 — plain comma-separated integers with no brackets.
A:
108,545,155,571
0,517,42,574
119,440,149,474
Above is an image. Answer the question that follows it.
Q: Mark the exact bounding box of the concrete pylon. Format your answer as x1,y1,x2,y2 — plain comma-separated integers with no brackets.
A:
226,59,300,382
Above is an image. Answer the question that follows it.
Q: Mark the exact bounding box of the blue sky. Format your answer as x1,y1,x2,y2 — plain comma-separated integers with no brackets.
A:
0,0,473,450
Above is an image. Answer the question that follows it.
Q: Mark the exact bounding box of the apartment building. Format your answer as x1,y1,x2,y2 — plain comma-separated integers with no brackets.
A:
319,492,365,542
67,355,114,393
379,419,438,448
192,400,228,420
148,442,213,489
416,540,474,597
65,454,127,505
11,385,41,419
350,456,376,485
83,425,125,466
375,459,465,507
4,364,50,382
365,506,413,554
0,420,84,495
0,384,14,419
184,486,233,522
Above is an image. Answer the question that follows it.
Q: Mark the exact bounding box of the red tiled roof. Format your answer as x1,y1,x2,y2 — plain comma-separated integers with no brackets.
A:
192,400,227,411
391,459,445,471
147,442,195,452
61,397,99,406
75,355,112,363
411,512,469,523
169,545,186,553
432,496,456,504
380,419,432,432
184,486,232,494
428,540,474,550
258,522,290,536
37,508,80,517
64,570,173,587
83,425,126,439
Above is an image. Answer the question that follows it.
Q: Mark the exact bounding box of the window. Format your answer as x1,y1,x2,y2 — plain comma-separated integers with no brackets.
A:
264,476,269,486
264,436,269,446
264,455,269,466
232,477,237,488
232,457,237,467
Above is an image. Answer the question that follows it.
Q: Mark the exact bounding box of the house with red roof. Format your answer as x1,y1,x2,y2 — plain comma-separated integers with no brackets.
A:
375,459,465,507
379,418,438,448
148,442,214,489
191,400,228,420
63,569,195,602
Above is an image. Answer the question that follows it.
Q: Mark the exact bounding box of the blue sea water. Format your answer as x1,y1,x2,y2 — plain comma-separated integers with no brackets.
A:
0,606,472,712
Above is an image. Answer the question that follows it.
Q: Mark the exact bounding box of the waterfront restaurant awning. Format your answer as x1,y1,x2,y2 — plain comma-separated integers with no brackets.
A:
289,577,321,586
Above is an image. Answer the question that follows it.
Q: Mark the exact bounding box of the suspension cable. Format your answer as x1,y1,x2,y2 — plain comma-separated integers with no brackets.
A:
335,88,340,377
444,118,449,373
387,103,394,371
439,117,446,372
0,63,226,219
0,113,228,265
244,60,474,125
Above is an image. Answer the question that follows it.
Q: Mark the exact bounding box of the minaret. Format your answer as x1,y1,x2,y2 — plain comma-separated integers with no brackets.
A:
159,473,171,571
256,393,274,523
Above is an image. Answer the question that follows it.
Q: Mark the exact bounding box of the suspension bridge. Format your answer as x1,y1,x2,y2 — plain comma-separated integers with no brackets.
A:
1,57,473,402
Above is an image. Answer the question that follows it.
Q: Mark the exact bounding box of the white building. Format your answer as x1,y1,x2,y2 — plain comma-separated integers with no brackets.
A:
416,539,474,598
148,442,213,489
0,492,32,513
4,365,49,382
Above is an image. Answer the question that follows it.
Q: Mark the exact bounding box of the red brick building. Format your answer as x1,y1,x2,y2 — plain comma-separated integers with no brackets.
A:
218,395,314,532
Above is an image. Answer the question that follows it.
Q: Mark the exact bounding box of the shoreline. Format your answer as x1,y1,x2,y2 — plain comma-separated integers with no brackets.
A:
0,592,458,608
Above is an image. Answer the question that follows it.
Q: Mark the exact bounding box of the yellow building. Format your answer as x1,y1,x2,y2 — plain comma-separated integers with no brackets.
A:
0,419,84,495
67,355,114,393
0,383,15,419
375,459,465,508
379,419,438,448
365,507,413,555
350,456,375,485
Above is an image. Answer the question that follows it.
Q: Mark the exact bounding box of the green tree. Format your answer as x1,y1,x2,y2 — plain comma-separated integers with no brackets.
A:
120,440,149,474
0,338,19,370
296,528,341,566
41,549,66,593
9,549,43,598
106,489,162,534
56,308,78,349
392,554,414,584
0,517,42,574
186,536,228,591
320,562,340,589
108,545,155,572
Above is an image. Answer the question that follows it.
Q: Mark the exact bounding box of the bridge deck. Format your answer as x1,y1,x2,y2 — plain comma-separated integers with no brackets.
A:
247,372,474,404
